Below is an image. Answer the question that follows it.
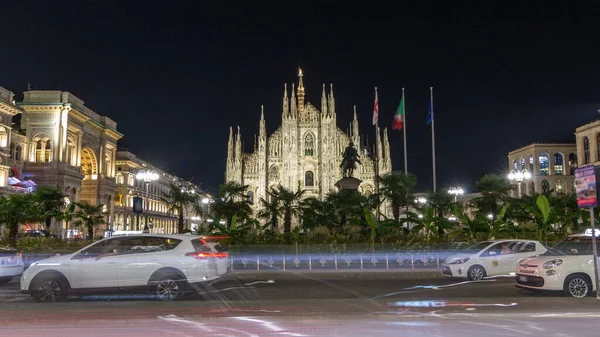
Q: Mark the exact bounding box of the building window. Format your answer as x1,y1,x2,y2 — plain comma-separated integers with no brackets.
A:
584,136,590,164
116,173,124,185
529,155,534,174
0,127,7,147
269,166,279,181
520,157,526,170
66,137,76,166
304,133,314,156
529,181,535,195
539,153,549,176
15,145,22,161
305,171,314,186
553,153,563,175
541,180,550,194
569,153,577,175
512,160,518,171
44,140,52,162
556,180,566,194
35,141,43,162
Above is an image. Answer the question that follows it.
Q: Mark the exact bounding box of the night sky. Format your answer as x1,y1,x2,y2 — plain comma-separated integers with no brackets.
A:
2,1,600,193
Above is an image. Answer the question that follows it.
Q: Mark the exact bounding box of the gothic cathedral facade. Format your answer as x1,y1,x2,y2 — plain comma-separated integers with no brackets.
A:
225,69,392,212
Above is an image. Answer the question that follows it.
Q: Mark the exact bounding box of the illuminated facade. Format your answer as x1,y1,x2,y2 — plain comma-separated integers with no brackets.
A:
113,151,206,234
507,143,577,196
225,69,392,214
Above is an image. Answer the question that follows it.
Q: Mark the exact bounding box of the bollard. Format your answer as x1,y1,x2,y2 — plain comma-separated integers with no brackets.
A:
309,255,312,270
334,254,338,270
257,255,260,271
283,254,286,270
411,256,414,269
360,254,364,270
386,254,389,270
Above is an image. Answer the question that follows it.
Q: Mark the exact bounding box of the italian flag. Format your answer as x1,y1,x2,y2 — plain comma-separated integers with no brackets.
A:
392,94,405,130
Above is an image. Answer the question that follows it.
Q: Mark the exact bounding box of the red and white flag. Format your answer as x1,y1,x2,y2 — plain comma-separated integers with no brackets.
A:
372,87,379,125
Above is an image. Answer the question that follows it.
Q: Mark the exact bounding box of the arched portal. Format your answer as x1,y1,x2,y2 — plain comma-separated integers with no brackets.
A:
81,147,98,178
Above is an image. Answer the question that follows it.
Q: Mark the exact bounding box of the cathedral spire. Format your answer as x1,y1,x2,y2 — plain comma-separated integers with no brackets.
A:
282,83,289,118
321,83,328,116
352,105,360,146
290,83,297,117
328,83,336,115
297,67,305,112
383,127,391,171
227,126,234,162
235,126,242,161
259,105,266,140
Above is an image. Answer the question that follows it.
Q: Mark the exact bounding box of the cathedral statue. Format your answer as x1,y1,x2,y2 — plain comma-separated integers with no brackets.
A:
340,141,361,178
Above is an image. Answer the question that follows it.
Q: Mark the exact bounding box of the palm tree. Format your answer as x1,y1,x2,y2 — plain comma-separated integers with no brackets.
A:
269,185,305,233
57,202,77,238
212,181,252,227
377,171,417,221
72,202,107,241
0,193,39,247
258,188,281,230
325,190,365,230
471,173,512,219
34,187,66,232
299,196,336,230
426,188,455,239
162,182,203,234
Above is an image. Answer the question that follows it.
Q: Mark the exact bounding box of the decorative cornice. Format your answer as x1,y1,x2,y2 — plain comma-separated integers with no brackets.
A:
508,142,577,155
0,101,24,115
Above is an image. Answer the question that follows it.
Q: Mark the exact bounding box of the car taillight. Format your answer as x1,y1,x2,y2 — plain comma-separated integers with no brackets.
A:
185,252,229,260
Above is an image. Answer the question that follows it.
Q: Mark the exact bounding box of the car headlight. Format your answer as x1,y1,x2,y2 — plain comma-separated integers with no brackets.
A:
451,257,470,264
542,259,563,269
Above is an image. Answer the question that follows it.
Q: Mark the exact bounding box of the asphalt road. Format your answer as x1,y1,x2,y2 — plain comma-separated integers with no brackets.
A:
1,272,600,336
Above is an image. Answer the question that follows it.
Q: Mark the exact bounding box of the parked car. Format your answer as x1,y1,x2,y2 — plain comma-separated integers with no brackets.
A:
442,239,547,280
20,234,230,302
516,229,600,298
0,246,24,285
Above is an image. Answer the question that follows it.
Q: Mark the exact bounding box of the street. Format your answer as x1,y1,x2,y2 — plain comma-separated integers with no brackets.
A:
0,272,599,336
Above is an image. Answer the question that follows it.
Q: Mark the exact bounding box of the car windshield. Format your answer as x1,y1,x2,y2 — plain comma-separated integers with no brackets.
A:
462,241,494,253
543,237,597,256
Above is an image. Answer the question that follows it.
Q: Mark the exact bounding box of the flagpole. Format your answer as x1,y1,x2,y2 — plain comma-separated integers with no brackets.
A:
430,87,437,192
402,87,408,175
374,87,381,221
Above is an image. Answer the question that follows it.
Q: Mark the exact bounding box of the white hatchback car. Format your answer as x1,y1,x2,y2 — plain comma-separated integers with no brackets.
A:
0,246,24,285
20,234,230,302
442,239,547,280
516,230,600,298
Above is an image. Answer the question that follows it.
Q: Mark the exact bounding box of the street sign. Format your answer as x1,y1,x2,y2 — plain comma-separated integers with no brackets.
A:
133,196,143,213
575,166,597,208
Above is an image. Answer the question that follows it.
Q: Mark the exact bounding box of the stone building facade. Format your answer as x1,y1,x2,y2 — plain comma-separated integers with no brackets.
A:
113,151,208,234
575,119,600,167
225,69,392,213
0,87,24,189
507,143,577,196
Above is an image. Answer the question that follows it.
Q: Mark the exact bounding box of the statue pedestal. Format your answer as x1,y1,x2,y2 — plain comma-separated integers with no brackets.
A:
335,177,362,192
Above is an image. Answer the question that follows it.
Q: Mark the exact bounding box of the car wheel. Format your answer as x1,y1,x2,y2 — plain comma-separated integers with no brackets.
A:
155,276,185,301
564,274,591,298
467,265,486,281
33,276,67,303
0,276,13,285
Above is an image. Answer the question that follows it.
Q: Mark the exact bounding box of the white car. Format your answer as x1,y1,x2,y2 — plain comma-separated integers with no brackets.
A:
20,234,230,302
516,230,600,298
442,239,547,280
0,246,24,284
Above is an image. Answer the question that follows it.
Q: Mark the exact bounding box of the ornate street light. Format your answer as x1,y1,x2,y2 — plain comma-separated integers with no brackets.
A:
508,169,531,198
136,170,159,233
448,187,464,202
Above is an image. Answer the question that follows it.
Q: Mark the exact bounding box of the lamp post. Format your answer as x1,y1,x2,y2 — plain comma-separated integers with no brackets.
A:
136,170,159,233
448,187,464,202
508,169,531,198
202,197,212,223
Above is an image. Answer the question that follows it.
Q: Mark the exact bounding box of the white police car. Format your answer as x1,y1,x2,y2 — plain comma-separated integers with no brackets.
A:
516,229,600,297
442,239,547,280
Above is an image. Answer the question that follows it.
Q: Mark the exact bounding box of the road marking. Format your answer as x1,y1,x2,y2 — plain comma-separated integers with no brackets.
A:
157,314,214,332
375,279,497,298
243,280,275,286
196,286,255,295
460,320,532,335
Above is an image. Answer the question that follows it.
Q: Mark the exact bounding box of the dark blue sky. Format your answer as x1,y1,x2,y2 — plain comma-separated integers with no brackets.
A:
2,1,600,192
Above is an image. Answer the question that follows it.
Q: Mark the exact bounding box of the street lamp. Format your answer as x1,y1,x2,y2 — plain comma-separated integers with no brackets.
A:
136,170,159,233
448,187,464,202
508,169,531,198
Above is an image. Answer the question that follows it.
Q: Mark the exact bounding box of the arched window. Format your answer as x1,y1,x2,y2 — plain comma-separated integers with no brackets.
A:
9,142,15,159
584,136,591,164
247,191,254,204
553,153,563,175
556,180,566,194
305,171,314,186
512,160,518,171
15,145,22,162
304,133,314,156
529,155,534,174
115,173,124,185
541,180,550,194
529,181,535,195
520,157,526,170
44,140,52,162
569,153,577,175
35,140,43,162
0,127,7,147
596,133,600,161
539,153,549,176
66,137,76,166
269,166,279,181
81,147,98,178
